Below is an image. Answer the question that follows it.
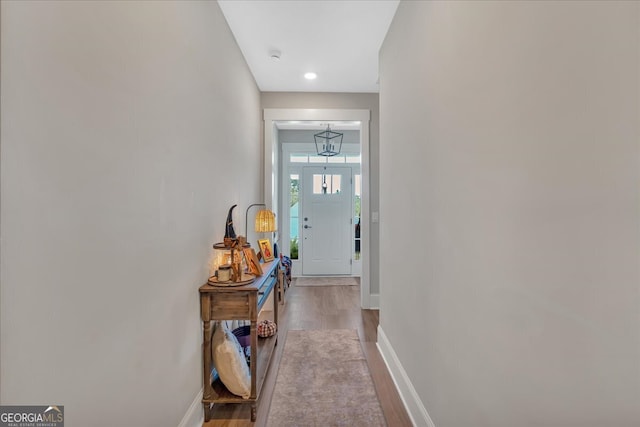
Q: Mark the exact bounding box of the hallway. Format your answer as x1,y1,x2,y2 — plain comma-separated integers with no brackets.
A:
204,283,412,426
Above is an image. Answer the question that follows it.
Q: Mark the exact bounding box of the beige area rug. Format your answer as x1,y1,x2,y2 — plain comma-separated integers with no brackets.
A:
266,329,386,427
294,276,360,286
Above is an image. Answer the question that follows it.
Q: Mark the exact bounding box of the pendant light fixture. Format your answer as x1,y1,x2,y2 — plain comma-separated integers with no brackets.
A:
314,124,343,157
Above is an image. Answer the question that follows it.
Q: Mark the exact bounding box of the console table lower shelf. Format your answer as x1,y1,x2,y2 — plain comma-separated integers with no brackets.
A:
203,334,277,420
199,260,280,422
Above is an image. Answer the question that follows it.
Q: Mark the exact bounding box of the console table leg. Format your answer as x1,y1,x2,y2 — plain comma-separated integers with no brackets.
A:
202,320,212,422
203,403,211,422
251,404,257,422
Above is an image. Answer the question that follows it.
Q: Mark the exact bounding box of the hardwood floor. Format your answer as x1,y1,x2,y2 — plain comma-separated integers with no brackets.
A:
202,283,412,427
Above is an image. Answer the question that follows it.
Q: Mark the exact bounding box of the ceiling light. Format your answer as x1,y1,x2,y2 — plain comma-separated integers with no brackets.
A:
314,125,343,157
304,72,317,80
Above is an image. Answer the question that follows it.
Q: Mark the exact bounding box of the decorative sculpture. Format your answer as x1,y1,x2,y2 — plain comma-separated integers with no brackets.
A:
224,204,237,240
210,205,256,285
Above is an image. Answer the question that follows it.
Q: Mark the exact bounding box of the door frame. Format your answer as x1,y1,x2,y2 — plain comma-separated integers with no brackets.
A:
281,144,362,278
263,108,372,309
278,142,362,277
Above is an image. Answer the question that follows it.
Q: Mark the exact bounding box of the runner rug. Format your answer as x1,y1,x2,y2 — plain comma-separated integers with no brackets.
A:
266,329,386,426
294,276,360,286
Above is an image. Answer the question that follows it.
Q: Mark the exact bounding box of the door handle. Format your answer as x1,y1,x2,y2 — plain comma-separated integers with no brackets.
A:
304,225,312,229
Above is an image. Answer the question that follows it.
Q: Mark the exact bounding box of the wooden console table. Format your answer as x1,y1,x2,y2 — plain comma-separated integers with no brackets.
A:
199,260,280,422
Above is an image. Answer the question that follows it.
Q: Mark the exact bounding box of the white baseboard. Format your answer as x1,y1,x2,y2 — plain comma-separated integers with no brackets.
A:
177,389,203,427
376,325,436,427
369,293,380,309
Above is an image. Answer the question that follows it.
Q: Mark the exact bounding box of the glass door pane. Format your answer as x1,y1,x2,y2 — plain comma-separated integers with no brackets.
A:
354,174,361,260
290,174,299,259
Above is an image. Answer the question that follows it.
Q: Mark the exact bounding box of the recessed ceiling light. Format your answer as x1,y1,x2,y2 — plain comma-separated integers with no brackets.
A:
304,72,317,80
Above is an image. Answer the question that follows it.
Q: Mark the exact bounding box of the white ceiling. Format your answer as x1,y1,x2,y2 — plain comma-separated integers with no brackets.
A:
218,0,400,93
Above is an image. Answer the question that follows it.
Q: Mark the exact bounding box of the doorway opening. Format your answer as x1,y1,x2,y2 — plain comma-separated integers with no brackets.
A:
263,109,373,308
281,137,361,277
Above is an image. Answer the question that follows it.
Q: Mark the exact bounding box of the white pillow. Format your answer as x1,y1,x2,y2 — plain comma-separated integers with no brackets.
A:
212,321,251,399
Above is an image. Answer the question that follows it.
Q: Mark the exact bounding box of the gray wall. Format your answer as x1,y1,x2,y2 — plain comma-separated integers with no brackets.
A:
261,93,380,294
1,1,261,425
379,1,639,426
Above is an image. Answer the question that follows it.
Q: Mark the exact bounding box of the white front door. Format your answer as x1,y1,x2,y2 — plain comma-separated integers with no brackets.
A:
301,165,352,275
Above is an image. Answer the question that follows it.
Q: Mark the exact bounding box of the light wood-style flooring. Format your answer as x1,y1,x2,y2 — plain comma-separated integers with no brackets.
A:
203,283,412,427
